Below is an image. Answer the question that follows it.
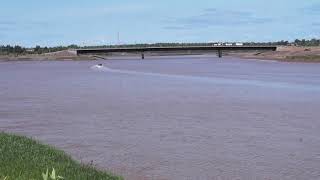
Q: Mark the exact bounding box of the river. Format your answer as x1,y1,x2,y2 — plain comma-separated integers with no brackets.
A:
1,56,320,180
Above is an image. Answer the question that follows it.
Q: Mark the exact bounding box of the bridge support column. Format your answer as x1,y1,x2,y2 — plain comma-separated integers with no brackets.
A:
141,52,145,59
218,49,222,58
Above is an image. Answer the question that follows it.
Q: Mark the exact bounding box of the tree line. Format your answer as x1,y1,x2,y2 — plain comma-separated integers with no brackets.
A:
244,39,320,46
0,45,75,55
1,38,319,55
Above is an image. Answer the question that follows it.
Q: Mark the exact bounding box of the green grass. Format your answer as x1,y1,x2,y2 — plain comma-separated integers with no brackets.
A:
0,132,123,180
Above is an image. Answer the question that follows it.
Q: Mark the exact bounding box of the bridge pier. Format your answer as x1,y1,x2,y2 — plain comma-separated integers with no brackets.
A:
218,49,222,58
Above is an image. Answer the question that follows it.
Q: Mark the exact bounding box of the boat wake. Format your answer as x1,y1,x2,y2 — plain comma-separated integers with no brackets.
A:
90,64,320,91
91,64,178,77
90,64,111,71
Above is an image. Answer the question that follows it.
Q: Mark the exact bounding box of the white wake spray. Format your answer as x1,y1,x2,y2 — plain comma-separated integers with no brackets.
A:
90,64,320,91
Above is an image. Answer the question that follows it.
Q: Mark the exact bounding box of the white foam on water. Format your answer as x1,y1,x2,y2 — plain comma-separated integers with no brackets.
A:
90,65,111,71
91,64,320,91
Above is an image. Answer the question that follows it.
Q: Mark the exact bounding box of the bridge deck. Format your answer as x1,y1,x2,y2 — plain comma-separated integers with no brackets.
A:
76,46,277,58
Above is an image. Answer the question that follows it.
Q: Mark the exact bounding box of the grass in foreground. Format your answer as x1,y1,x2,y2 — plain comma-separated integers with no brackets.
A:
0,132,122,180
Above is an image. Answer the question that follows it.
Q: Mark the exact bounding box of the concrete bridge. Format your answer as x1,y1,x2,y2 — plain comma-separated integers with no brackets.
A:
76,46,277,59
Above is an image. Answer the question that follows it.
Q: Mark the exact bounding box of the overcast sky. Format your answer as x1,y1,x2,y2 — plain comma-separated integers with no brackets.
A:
0,0,320,46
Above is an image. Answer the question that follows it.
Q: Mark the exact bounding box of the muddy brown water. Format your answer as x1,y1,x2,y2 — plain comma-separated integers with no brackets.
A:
1,56,320,180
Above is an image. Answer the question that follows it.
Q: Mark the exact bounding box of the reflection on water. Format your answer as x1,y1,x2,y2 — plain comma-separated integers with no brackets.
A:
1,56,320,180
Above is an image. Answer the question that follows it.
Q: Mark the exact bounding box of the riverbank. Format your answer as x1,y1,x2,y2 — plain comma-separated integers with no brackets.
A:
0,50,94,61
0,132,122,180
233,46,320,62
1,46,320,62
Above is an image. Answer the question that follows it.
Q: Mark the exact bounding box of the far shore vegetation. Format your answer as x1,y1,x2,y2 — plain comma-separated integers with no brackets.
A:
0,132,122,180
1,38,320,56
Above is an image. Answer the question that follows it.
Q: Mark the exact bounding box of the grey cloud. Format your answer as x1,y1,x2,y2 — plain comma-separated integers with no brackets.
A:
303,3,320,14
0,20,17,32
163,26,187,30
312,22,320,26
0,26,12,31
204,8,252,17
0,19,51,32
164,8,274,30
0,20,17,25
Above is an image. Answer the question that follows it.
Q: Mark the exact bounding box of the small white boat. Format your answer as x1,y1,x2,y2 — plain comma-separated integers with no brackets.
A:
91,64,105,69
95,64,104,68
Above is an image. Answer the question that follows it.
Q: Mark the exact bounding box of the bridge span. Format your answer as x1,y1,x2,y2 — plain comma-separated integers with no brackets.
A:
76,46,277,59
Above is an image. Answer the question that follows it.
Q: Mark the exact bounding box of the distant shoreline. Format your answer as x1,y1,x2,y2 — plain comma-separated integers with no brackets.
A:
1,46,320,63
232,46,320,63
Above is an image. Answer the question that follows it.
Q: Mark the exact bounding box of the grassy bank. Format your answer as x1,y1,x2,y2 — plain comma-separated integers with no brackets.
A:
0,132,122,180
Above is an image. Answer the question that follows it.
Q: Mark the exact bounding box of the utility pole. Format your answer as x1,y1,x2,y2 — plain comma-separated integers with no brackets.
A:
117,31,120,45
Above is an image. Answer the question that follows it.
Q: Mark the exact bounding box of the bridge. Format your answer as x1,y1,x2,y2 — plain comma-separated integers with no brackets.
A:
76,46,277,59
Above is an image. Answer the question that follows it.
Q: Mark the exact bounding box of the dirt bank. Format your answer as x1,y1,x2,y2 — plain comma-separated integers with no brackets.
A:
234,46,320,62
0,50,97,61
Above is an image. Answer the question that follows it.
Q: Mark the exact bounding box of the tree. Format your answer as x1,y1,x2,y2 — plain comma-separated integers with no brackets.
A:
35,45,42,54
